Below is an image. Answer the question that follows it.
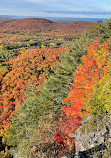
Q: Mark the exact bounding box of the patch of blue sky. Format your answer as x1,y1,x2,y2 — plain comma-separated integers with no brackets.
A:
0,0,111,18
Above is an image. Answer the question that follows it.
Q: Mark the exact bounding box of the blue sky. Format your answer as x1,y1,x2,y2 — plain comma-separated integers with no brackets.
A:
0,0,111,18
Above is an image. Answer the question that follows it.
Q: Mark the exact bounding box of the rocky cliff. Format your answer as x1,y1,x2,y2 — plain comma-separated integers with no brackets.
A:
72,114,111,157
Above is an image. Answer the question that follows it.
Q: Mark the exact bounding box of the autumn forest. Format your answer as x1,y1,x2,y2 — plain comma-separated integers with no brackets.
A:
0,18,111,158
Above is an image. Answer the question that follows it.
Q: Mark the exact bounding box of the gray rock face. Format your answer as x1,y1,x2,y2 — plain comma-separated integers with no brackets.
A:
74,115,111,154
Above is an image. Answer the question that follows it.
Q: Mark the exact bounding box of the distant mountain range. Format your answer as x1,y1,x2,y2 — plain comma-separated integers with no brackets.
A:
0,15,109,23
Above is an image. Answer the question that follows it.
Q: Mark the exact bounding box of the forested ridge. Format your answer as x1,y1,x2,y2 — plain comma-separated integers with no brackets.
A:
0,18,111,158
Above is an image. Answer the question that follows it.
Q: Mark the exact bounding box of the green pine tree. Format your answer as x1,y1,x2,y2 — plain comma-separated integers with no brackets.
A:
5,84,43,147
37,32,91,114
89,19,111,41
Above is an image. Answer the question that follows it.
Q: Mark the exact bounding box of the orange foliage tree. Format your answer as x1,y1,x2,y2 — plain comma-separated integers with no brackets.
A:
60,42,111,137
0,48,64,135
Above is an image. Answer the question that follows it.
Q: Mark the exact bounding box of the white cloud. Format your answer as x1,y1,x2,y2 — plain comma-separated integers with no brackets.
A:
1,0,111,18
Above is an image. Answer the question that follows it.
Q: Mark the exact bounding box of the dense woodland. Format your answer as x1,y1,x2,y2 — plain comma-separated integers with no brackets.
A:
0,18,111,158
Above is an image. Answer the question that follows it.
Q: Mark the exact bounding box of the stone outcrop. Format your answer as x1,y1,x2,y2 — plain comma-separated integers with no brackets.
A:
73,115,111,157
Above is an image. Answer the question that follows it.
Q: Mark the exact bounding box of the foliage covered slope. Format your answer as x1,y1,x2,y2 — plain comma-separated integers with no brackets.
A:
0,19,111,157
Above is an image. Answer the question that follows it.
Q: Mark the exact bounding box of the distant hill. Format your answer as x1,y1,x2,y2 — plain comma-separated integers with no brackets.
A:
0,18,55,32
0,17,94,36
0,15,26,21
